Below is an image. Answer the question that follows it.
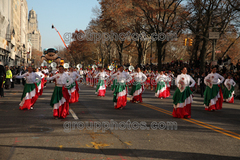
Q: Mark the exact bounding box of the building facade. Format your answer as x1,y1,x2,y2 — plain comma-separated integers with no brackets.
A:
0,0,14,66
0,0,41,66
28,9,42,52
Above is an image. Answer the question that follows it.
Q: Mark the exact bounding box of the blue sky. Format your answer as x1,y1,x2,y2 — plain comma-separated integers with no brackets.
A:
27,0,100,51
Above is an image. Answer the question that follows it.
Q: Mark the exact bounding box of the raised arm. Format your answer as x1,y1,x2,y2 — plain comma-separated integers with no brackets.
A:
47,74,57,81
94,73,100,79
15,73,27,79
111,72,118,79
75,72,81,81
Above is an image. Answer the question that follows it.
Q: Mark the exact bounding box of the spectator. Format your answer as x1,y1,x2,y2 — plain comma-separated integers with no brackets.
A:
236,60,240,71
0,60,6,97
10,66,16,88
5,65,12,89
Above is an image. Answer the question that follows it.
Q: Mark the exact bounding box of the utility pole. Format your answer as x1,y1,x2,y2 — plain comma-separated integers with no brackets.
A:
209,25,220,61
150,39,152,64
212,25,216,61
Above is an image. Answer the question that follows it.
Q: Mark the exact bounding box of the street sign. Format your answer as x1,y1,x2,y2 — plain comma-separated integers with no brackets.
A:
209,32,219,39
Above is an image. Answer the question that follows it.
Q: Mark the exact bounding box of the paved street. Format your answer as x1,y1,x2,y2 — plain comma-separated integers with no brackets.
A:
0,83,240,160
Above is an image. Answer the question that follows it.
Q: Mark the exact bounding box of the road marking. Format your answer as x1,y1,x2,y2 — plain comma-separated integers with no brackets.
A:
90,142,110,149
69,108,79,120
124,141,132,145
127,98,240,140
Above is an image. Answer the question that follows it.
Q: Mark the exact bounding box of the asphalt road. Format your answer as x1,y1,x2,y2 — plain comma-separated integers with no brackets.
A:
0,83,240,160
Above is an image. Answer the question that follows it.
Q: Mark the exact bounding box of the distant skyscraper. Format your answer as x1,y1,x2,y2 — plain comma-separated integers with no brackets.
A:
28,9,41,51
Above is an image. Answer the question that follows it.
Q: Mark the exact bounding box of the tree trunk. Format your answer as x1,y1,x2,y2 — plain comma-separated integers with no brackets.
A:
200,38,209,73
143,51,147,64
156,41,163,71
108,50,111,65
117,42,124,65
137,43,143,66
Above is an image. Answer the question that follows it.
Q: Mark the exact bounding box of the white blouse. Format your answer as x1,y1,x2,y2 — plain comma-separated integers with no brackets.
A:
224,79,236,87
68,71,81,81
175,73,196,88
204,73,224,85
111,71,132,83
130,72,147,82
87,72,92,78
35,72,45,79
15,72,41,84
47,73,73,86
94,71,109,80
155,74,169,82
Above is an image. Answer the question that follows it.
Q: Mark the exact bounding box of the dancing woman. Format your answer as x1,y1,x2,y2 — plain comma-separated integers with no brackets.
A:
223,74,236,103
130,67,147,103
14,66,41,110
111,65,132,109
35,68,45,96
68,67,81,103
172,67,196,118
155,71,169,99
204,67,224,111
46,66,73,119
94,67,109,97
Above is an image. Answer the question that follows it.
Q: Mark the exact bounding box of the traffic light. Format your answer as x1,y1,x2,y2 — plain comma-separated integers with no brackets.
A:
188,38,193,46
183,38,187,46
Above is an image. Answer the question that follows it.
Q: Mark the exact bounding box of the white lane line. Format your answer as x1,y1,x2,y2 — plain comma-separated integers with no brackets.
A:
69,108,79,120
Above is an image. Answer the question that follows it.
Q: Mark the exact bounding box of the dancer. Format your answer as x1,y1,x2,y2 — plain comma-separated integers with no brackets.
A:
14,66,41,110
204,67,224,111
165,72,171,97
94,67,109,97
155,71,169,99
223,74,236,103
46,65,73,119
172,67,196,118
130,67,147,103
0,60,5,97
35,68,45,96
68,67,81,103
5,65,12,89
150,71,156,91
143,70,150,89
111,68,118,92
111,65,132,109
